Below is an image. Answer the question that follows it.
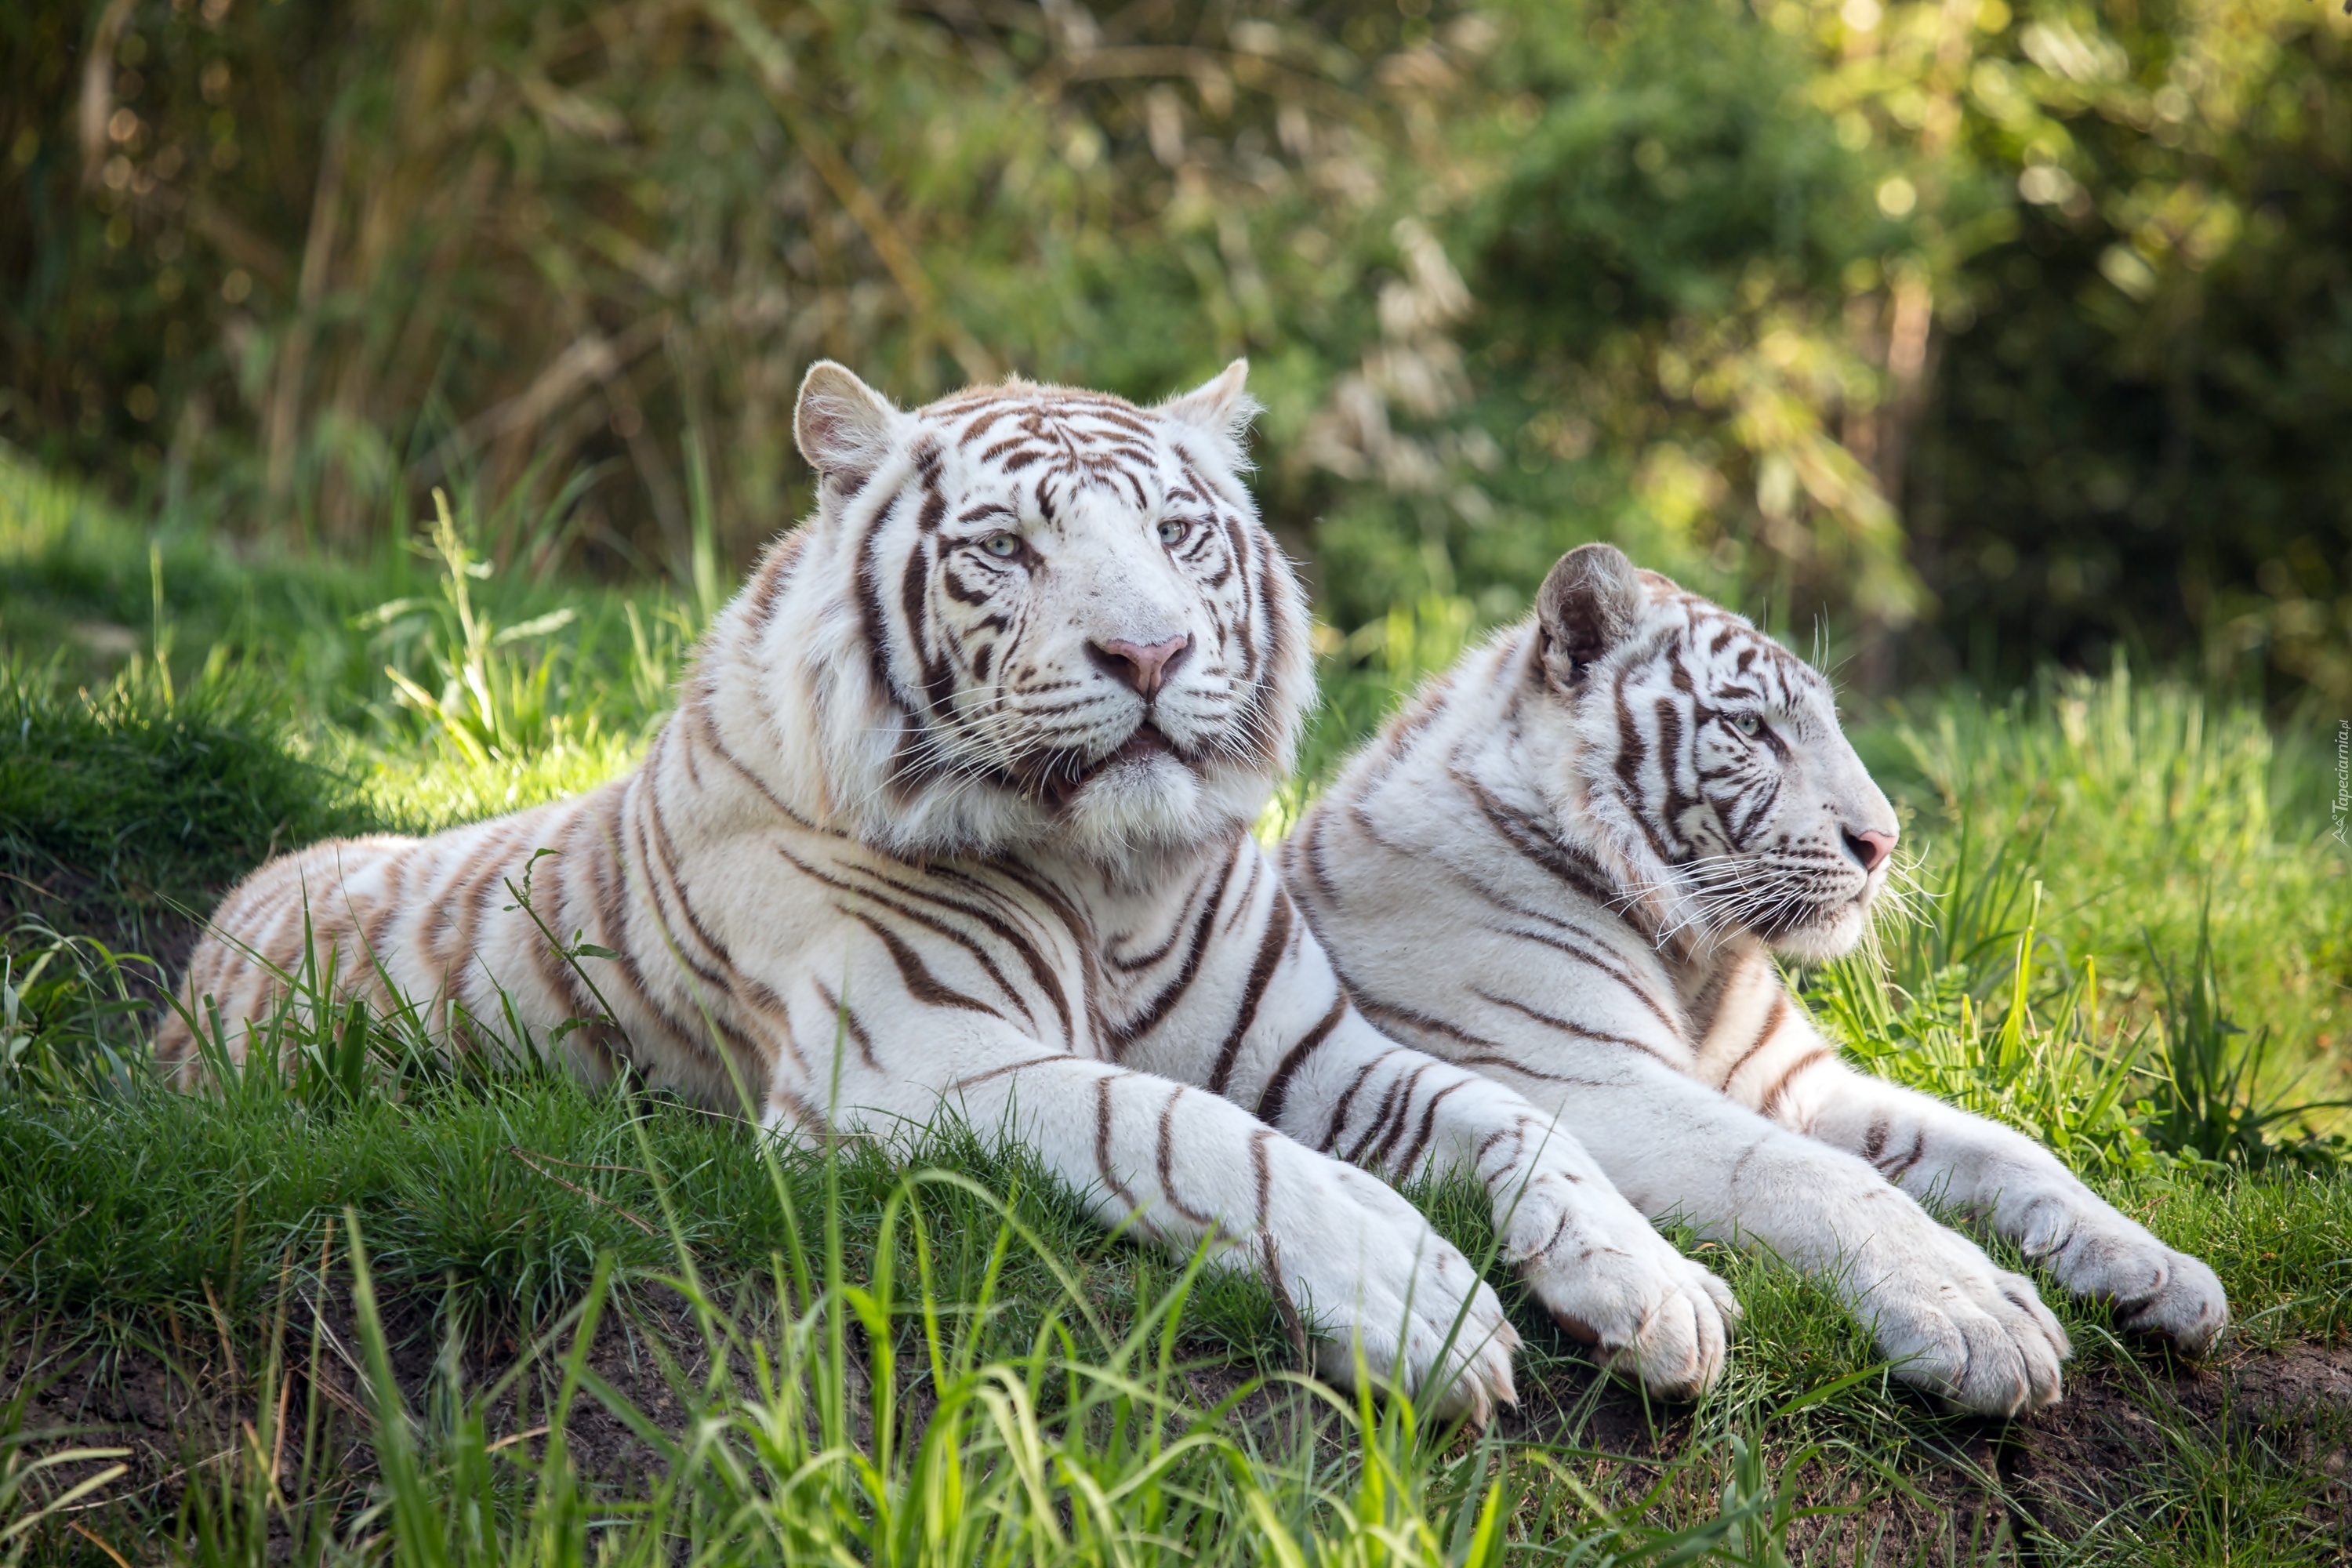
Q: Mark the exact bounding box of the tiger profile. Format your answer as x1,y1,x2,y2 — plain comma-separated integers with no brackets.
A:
1283,543,2228,1415
160,368,1740,1417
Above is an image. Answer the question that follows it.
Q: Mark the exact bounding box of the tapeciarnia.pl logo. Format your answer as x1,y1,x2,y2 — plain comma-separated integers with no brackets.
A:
2335,719,2350,847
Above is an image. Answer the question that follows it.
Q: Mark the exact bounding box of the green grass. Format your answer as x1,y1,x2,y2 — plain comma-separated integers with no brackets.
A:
0,666,376,960
1855,666,2352,1119
3,455,2350,1563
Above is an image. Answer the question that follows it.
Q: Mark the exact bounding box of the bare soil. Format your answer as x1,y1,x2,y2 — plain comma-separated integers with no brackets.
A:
1490,1335,2352,1560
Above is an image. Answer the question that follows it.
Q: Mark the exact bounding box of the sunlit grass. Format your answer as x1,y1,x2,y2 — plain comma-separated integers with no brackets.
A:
1860,666,2352,1108
350,731,649,837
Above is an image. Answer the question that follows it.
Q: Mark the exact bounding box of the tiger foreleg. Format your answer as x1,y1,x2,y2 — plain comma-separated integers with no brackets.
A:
1243,1008,1737,1399
1523,1054,2072,1416
844,1037,1521,1424
1757,1045,2227,1355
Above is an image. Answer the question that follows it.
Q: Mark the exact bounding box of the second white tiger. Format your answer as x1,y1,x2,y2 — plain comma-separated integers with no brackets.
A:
1284,543,2227,1415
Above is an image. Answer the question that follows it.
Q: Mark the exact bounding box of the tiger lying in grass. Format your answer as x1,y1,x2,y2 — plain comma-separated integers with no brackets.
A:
160,366,1740,1421
1283,543,2227,1415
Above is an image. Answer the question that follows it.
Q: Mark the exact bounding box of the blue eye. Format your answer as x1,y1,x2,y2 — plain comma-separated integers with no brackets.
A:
1731,713,1762,739
979,532,1022,559
1157,518,1186,546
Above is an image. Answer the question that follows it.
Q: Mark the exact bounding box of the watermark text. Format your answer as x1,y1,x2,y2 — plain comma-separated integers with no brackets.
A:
2335,719,2350,846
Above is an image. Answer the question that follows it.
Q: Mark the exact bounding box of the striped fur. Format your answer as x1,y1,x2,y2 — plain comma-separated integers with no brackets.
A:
158,372,1740,1417
1285,543,2228,1417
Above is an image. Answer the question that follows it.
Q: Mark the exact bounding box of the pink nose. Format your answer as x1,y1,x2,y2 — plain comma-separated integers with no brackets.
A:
1090,635,1190,698
1843,828,1896,873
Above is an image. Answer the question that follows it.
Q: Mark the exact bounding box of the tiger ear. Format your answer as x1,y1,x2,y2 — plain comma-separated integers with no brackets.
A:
1536,543,1646,690
794,361,901,491
1157,359,1260,452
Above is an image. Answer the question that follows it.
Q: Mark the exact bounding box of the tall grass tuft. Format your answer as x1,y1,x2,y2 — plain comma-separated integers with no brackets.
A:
2140,911,2350,1170
1809,874,2154,1177
1857,659,2351,1116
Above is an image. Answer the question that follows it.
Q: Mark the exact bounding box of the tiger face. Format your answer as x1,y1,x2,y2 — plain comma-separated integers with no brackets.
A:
779,361,1314,861
1534,544,1900,960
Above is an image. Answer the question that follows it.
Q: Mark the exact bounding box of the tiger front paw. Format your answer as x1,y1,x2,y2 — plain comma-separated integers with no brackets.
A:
2041,1220,2227,1356
1859,1222,2071,1417
2115,1248,2228,1353
1272,1162,1521,1425
1995,1185,2229,1356
1505,1176,1737,1399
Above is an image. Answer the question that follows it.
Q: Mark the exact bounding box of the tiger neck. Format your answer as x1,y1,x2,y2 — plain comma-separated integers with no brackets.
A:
1466,628,1698,960
1007,826,1247,911
1658,935,1777,1044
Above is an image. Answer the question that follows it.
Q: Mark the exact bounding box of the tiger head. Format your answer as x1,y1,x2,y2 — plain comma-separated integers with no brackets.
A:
1531,543,1900,960
764,361,1313,862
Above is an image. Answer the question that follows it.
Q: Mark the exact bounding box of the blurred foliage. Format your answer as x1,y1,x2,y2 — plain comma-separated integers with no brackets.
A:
2,0,2348,701
1896,0,2352,703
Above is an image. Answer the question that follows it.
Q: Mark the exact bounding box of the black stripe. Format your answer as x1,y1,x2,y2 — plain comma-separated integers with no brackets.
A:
633,796,730,995
1094,1073,1142,1210
856,862,1074,1045
1392,1079,1462,1178
1250,1127,1273,1230
694,696,818,829
1611,652,1682,869
1450,765,1621,909
847,909,1004,1019
857,485,913,707
1362,1063,1433,1169
1756,1048,1830,1121
1472,987,1679,1067
1491,916,1682,1036
811,979,883,1072
1319,1049,1399,1153
1155,1087,1214,1225
1719,991,1791,1091
1341,1067,1411,1165
1205,889,1293,1095
1254,993,1347,1130
822,875,1036,1029
1112,851,1238,1047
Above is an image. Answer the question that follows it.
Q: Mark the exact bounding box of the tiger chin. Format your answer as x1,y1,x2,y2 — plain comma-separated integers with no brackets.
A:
158,368,1755,1425
1284,543,2229,1418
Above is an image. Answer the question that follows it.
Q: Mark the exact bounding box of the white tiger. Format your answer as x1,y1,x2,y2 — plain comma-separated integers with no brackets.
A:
1283,543,2227,1416
161,368,1740,1417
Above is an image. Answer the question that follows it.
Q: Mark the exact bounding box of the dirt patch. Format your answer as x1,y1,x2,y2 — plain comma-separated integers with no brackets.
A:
1490,1354,2016,1560
2,1287,710,1541
1,860,211,985
2224,1339,2352,1416
2,1285,1301,1546
2004,1340,2352,1550
1486,1338,2352,1561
